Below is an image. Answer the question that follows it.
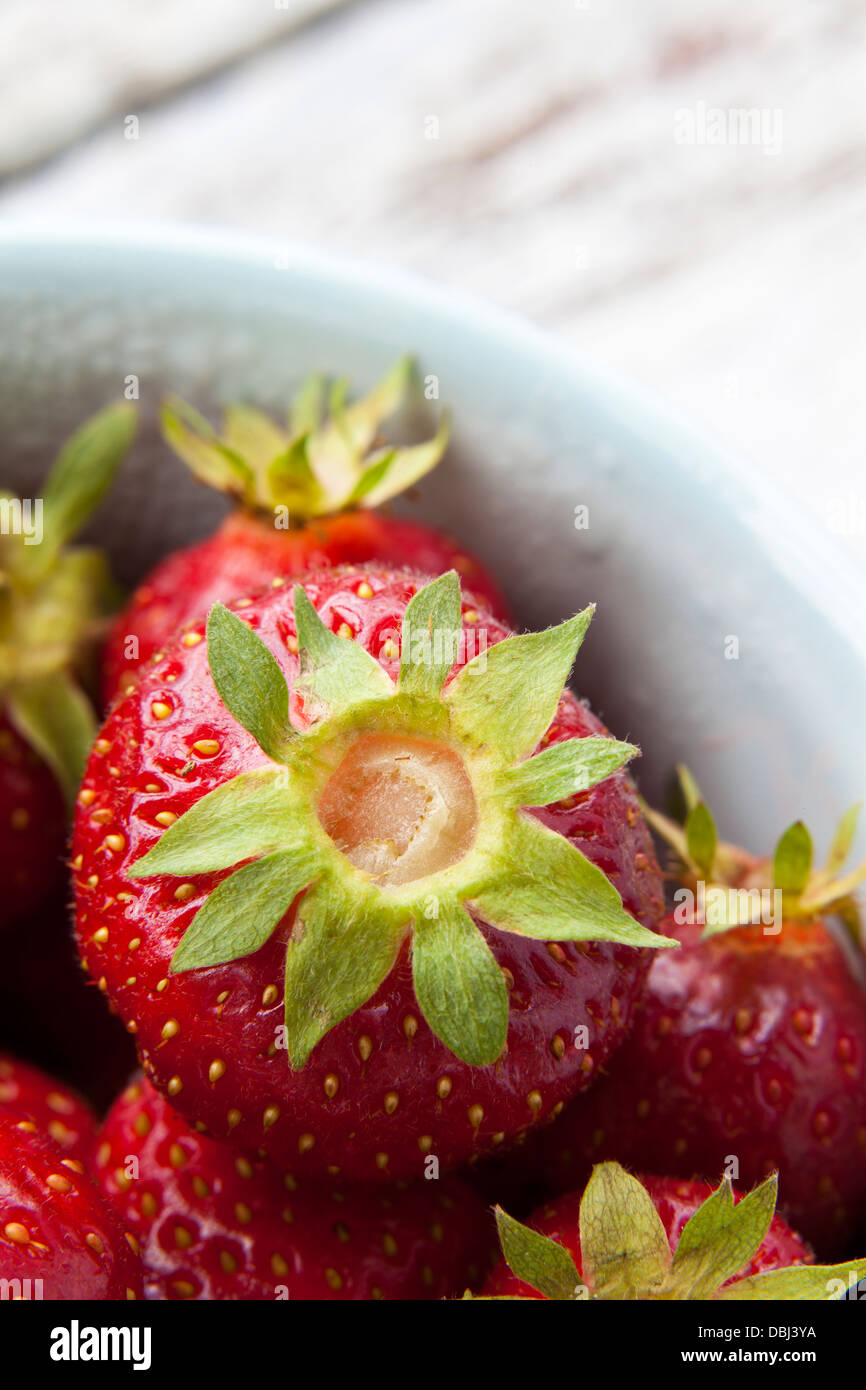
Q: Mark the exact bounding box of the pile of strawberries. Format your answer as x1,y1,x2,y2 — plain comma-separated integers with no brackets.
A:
2,363,866,1302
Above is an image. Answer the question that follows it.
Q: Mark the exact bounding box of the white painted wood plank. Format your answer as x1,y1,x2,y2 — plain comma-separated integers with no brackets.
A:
0,0,353,175
1,0,864,562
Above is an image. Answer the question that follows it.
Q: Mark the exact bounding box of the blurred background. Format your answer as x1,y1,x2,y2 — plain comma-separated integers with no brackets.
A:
1,0,864,568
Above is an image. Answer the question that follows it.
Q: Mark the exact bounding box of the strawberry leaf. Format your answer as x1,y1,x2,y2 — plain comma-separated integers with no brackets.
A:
469,814,674,949
160,398,253,499
773,821,813,894
500,736,638,808
221,404,287,469
355,417,450,509
130,768,302,878
801,860,866,914
206,604,293,763
824,803,861,876
171,848,321,973
267,436,326,513
344,449,397,505
337,355,413,454
685,802,717,878
579,1162,672,1298
40,402,137,562
411,901,508,1066
445,607,594,764
719,1261,866,1301
288,373,326,436
292,586,393,720
494,1208,582,1301
6,673,96,813
676,764,703,814
664,1175,777,1299
398,570,463,700
283,875,409,1067
640,799,691,863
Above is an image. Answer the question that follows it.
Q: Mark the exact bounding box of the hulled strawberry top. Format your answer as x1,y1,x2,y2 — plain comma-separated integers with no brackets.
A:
101,362,509,701
161,357,449,520
533,769,866,1257
74,568,666,1179
480,1162,866,1301
642,764,866,938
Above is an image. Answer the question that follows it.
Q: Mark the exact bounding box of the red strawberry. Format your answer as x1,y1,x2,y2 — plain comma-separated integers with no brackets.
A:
0,1054,96,1163
95,1075,494,1300
0,1111,142,1299
74,567,666,1180
480,1162,866,1301
0,717,66,924
102,361,507,702
531,776,866,1258
0,402,136,928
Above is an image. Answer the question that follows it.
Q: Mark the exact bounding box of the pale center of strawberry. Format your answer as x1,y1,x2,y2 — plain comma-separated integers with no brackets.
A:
317,732,478,886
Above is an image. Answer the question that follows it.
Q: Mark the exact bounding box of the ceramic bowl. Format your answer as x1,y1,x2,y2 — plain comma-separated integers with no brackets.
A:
1,221,863,852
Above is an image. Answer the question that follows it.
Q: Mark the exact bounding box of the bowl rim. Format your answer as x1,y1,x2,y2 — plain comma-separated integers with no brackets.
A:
2,217,864,665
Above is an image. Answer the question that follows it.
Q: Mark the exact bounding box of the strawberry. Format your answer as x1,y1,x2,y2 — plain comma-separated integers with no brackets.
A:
0,401,137,928
479,1162,866,1300
0,1111,142,1299
531,771,866,1258
101,361,507,702
0,716,66,923
0,1054,97,1163
73,567,666,1180
95,1074,495,1300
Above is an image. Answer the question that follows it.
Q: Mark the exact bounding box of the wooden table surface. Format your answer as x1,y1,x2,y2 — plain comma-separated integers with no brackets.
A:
2,0,864,568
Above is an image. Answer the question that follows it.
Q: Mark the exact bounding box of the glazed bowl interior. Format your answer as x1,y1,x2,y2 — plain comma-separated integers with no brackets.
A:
1,223,864,855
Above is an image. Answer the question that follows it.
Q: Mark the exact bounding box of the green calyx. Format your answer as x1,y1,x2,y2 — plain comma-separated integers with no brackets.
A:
160,357,449,520
478,1163,866,1301
0,402,137,808
642,765,866,940
130,571,673,1069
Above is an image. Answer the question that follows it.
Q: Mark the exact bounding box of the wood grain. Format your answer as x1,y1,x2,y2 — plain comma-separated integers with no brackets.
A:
1,0,864,565
0,0,356,175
